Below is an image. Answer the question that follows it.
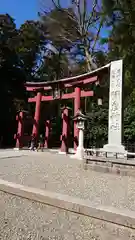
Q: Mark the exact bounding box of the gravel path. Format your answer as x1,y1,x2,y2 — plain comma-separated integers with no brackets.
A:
0,152,135,211
1,191,135,240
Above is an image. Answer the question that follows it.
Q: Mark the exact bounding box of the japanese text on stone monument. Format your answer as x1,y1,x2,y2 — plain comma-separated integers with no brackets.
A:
109,62,122,132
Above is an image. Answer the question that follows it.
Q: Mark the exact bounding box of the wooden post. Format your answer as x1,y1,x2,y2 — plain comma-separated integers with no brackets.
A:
32,92,42,140
15,111,24,149
44,120,51,148
60,107,70,153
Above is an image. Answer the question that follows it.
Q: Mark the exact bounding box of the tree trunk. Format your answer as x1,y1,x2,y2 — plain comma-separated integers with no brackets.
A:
84,47,92,72
84,46,97,72
84,47,93,113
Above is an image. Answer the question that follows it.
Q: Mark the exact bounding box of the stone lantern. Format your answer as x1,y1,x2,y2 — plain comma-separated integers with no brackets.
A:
72,110,87,160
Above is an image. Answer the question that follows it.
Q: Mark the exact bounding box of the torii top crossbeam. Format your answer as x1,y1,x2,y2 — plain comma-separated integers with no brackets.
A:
26,63,110,103
26,63,110,91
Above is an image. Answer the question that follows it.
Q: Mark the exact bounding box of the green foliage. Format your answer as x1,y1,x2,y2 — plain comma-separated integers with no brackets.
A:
124,90,135,141
85,103,108,148
37,49,70,81
0,14,26,102
0,14,24,146
0,14,45,146
17,20,45,78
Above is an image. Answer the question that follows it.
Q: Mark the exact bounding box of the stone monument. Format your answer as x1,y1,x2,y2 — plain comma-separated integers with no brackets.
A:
103,59,126,154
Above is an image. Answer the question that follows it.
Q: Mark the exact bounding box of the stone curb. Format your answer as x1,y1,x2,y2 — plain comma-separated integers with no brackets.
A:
83,163,135,177
0,155,26,160
0,150,47,159
0,179,135,229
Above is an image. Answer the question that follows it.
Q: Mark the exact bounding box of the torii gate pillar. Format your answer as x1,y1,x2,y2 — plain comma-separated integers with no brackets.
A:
32,92,42,140
60,107,70,153
15,111,24,149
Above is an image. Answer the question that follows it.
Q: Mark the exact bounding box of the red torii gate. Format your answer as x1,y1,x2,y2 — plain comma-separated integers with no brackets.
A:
15,64,109,152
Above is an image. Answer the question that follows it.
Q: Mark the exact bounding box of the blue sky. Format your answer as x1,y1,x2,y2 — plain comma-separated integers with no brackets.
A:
0,0,38,28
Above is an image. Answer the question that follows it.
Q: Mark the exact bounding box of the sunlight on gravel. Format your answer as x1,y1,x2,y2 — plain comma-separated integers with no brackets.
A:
0,152,134,211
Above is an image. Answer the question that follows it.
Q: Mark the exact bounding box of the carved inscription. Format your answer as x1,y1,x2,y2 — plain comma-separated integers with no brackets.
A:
109,61,122,132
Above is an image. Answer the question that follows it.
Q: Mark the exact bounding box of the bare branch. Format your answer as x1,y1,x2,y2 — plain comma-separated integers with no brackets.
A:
82,0,87,33
39,0,103,71
86,0,98,31
91,18,104,53
52,0,61,8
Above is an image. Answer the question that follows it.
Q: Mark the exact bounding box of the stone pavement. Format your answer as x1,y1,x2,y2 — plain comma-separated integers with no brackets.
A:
0,150,135,212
